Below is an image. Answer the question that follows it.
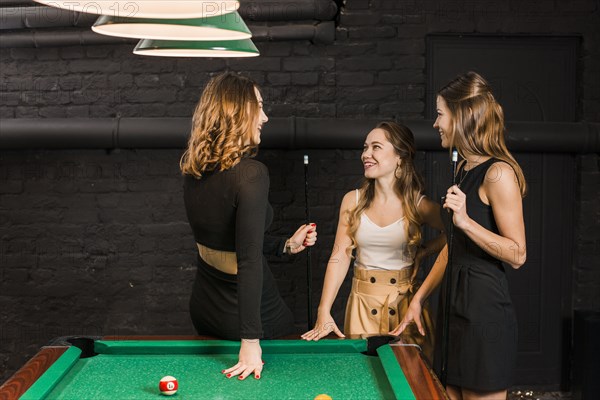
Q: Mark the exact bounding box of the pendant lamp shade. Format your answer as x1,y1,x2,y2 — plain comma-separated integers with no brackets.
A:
134,39,259,57
92,12,251,41
32,1,240,19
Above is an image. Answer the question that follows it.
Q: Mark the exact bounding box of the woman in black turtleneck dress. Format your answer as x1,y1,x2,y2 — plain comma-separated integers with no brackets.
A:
180,72,317,381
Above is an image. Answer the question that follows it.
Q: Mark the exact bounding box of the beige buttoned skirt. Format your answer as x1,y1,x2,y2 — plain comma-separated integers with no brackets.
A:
344,264,434,362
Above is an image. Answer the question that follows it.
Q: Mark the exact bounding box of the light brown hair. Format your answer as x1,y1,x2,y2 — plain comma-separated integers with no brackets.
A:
180,72,260,177
438,71,527,196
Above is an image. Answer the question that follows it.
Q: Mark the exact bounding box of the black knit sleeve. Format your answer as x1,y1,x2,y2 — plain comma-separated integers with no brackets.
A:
263,234,287,257
235,160,269,338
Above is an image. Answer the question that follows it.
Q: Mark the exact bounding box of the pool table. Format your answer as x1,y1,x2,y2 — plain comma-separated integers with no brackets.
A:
1,336,447,400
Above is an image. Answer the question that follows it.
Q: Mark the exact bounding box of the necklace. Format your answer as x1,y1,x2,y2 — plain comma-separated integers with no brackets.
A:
456,157,487,187
456,168,470,187
456,162,471,188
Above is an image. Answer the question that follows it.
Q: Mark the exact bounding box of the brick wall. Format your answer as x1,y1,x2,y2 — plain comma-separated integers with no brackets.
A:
0,147,367,380
1,0,599,384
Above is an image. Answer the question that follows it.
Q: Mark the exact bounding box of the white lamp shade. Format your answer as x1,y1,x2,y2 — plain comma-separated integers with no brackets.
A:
33,1,240,19
92,12,252,41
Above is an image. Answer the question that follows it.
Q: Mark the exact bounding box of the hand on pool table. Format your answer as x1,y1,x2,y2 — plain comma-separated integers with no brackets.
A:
222,339,263,380
301,312,345,341
390,300,425,337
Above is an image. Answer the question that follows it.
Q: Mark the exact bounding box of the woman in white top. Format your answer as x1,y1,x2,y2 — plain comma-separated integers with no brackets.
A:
302,121,445,359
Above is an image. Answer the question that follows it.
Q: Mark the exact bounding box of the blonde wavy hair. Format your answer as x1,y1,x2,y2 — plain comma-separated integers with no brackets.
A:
438,71,527,196
180,72,260,177
346,122,426,258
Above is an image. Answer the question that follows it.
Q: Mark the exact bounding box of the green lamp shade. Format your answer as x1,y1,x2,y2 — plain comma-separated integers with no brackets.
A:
134,39,260,58
33,0,240,19
92,12,251,40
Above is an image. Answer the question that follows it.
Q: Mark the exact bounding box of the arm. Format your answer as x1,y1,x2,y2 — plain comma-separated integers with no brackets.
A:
264,225,318,257
235,161,269,339
390,244,448,336
263,234,287,257
301,191,355,340
413,198,446,280
445,162,526,269
224,161,269,380
412,244,448,305
317,194,354,314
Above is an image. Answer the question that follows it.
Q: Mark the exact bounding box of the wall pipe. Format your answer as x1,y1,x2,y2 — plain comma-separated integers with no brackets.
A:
1,117,598,153
0,27,134,46
239,0,337,21
251,22,334,44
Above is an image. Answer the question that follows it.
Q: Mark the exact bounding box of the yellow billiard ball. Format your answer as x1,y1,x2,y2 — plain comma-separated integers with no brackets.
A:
314,395,332,400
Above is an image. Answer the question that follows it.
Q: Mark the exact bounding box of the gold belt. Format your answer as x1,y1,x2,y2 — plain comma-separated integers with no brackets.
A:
197,243,238,274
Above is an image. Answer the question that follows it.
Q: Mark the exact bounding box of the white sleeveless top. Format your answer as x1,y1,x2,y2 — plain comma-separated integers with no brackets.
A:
354,189,423,271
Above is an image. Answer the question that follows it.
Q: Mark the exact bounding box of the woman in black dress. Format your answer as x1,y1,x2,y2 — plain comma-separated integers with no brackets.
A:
180,72,317,381
392,71,527,400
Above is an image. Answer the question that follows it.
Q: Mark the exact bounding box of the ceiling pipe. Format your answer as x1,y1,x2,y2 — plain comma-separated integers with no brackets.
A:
0,0,34,6
0,0,337,46
1,118,598,153
0,22,335,47
0,0,338,29
0,6,97,29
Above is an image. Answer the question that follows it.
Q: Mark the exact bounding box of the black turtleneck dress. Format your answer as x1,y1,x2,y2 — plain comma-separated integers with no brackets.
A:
183,158,294,340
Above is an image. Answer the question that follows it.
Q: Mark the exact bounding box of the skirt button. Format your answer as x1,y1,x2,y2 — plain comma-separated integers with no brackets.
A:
370,277,376,283
390,278,397,284
389,309,396,316
371,309,378,315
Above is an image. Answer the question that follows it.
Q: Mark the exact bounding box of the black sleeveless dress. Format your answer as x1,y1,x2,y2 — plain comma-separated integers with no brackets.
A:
436,158,518,391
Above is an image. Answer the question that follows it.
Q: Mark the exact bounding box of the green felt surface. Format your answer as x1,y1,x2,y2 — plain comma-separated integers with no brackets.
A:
32,340,414,400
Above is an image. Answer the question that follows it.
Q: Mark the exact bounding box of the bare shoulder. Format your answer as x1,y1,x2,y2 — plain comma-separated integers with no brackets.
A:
417,196,443,228
484,161,521,201
340,190,357,211
417,195,438,214
418,195,437,209
334,190,358,228
485,161,518,188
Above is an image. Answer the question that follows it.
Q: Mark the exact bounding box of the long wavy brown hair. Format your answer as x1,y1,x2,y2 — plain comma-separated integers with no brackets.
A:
180,72,260,177
438,71,527,196
346,122,426,258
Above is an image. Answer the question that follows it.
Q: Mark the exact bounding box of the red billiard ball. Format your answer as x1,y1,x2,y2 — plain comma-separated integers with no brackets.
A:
159,376,178,396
